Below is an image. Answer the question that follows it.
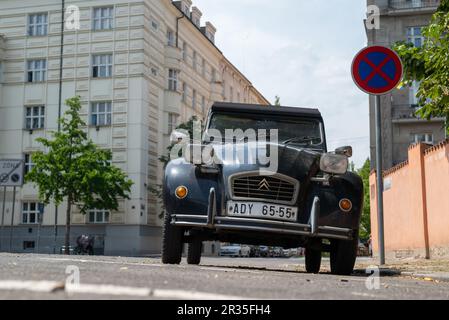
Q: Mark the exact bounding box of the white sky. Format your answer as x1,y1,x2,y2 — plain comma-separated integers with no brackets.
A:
194,0,370,168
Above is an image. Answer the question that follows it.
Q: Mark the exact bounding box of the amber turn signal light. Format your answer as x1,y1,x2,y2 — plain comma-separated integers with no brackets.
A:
339,199,353,212
175,186,188,199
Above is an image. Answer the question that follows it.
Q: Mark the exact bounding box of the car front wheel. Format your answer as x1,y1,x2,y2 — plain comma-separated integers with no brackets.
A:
305,240,322,274
161,212,184,265
187,240,202,265
330,238,358,275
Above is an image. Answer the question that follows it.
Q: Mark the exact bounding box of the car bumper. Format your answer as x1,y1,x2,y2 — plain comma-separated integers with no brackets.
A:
171,191,355,241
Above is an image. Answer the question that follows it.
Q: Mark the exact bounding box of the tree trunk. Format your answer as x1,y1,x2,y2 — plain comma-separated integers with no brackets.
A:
64,194,72,255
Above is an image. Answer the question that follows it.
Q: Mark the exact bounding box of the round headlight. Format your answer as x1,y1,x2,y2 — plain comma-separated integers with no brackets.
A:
175,186,188,199
320,153,348,175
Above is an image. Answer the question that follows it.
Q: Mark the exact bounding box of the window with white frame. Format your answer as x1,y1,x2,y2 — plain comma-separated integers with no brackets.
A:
22,202,44,224
168,69,178,91
93,7,114,30
202,59,206,77
182,82,187,102
151,20,159,31
24,153,35,175
193,51,197,71
168,113,179,133
230,86,234,102
182,4,190,17
201,96,206,115
91,102,112,126
88,209,110,224
208,32,215,43
410,81,420,108
25,106,45,130
192,89,197,109
28,13,48,36
407,26,424,47
211,68,216,82
222,81,226,97
237,92,241,102
167,30,175,47
411,133,434,144
183,42,188,61
27,59,46,82
92,54,112,78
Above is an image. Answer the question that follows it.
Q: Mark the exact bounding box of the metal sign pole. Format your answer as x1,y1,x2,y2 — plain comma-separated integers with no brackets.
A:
375,95,386,265
9,186,16,253
1,186,6,251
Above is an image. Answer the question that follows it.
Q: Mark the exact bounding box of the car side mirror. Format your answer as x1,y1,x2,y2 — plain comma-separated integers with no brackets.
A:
335,146,353,158
170,130,189,145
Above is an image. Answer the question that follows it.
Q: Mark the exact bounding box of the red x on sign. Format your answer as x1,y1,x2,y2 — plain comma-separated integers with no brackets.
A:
351,46,403,95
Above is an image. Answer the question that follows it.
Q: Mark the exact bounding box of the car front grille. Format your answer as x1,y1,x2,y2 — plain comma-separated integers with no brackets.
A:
230,174,299,204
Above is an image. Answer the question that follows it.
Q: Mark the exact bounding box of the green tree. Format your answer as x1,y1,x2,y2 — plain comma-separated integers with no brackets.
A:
26,96,133,254
150,116,201,218
393,0,449,132
274,95,281,106
357,159,371,241
158,116,200,167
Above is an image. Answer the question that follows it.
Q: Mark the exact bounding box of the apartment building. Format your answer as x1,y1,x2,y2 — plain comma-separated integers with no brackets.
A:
366,0,446,170
0,0,268,255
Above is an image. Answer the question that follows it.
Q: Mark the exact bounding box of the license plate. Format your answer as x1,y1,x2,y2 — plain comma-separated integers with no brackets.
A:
227,201,298,222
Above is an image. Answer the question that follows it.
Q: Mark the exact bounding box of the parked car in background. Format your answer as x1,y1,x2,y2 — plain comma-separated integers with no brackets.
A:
282,248,292,257
259,246,269,257
219,244,251,257
273,247,283,257
249,245,260,257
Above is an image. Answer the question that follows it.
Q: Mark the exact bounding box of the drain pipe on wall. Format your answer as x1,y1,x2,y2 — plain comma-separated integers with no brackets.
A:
176,13,185,48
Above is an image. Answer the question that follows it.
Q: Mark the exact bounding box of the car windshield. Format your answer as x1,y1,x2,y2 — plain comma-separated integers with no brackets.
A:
207,113,323,146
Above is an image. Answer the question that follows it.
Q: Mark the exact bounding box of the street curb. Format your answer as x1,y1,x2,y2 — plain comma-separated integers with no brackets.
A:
353,268,401,277
400,272,449,282
354,267,449,282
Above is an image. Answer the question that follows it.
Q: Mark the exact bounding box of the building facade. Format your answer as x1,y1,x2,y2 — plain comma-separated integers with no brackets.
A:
0,0,268,255
366,0,446,170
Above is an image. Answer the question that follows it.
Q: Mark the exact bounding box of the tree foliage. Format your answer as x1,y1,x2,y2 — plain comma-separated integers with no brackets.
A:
26,96,133,252
357,159,371,241
151,116,202,219
393,0,449,130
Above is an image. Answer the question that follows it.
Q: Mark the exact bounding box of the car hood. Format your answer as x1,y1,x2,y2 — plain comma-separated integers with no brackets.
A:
210,142,322,196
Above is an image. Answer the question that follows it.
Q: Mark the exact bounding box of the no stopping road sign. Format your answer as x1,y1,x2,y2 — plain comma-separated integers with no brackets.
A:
351,45,403,95
0,159,24,187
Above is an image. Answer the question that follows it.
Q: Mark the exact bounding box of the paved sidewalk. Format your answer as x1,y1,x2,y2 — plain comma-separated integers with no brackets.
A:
354,257,449,282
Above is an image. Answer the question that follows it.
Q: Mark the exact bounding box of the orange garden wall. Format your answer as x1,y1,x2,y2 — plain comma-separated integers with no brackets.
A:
370,140,449,259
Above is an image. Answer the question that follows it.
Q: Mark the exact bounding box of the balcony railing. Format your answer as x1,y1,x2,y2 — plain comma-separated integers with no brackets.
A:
392,105,420,120
389,0,440,10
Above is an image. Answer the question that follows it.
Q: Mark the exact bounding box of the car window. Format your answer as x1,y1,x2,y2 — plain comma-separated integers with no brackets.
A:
207,113,323,146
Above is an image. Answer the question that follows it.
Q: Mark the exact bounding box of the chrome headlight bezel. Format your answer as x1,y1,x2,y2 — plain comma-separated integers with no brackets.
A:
320,153,349,175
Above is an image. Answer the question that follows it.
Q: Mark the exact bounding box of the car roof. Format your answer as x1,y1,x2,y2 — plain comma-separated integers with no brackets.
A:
211,102,322,120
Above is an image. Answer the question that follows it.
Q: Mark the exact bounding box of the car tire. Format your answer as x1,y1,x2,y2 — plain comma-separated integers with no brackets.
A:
330,238,358,275
161,211,184,265
305,245,322,274
187,240,202,265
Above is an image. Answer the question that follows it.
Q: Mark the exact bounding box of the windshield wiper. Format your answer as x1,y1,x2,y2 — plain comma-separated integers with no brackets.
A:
282,136,321,146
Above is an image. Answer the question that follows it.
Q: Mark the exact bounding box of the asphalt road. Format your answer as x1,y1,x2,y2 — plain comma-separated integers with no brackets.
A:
0,253,448,300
